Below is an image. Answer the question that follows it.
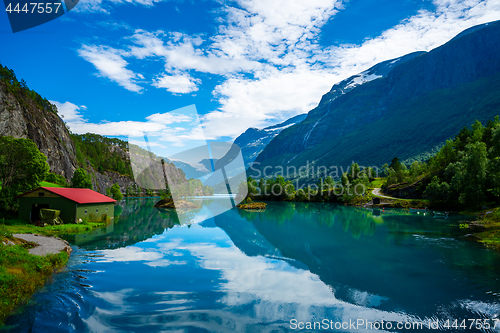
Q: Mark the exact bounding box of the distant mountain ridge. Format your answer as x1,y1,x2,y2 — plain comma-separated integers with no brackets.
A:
234,113,307,168
250,20,500,181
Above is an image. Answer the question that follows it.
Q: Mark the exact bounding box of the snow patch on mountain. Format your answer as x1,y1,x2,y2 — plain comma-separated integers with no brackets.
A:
344,72,383,89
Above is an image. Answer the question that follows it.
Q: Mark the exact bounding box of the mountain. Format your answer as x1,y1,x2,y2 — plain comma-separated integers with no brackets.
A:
234,113,307,168
0,74,78,179
250,20,500,181
171,159,208,179
0,64,189,194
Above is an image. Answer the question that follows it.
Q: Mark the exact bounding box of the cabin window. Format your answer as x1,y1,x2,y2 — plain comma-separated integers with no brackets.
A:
106,207,108,212
84,209,87,215
96,208,99,213
38,192,44,197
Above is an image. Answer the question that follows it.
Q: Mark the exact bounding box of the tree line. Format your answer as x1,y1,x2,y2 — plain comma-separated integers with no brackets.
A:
382,116,500,209
71,133,133,177
0,63,58,115
239,162,375,204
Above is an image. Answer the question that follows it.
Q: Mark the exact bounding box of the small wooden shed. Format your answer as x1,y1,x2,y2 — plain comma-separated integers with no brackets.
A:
17,187,116,224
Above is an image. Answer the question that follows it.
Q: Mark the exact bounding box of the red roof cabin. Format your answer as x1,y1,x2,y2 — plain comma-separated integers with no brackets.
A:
17,187,116,224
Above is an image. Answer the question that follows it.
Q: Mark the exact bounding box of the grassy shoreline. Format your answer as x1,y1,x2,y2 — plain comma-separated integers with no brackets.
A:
461,208,500,248
0,219,107,326
0,229,69,325
1,218,107,236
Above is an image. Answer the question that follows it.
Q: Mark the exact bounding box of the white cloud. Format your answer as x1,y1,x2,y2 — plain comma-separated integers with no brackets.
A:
74,0,176,13
153,72,201,94
201,67,339,138
52,99,194,138
129,30,262,74
75,0,500,139
98,246,163,262
318,0,500,74
200,0,500,137
144,259,186,267
51,100,87,122
179,242,417,325
73,0,108,13
78,45,144,92
145,112,192,124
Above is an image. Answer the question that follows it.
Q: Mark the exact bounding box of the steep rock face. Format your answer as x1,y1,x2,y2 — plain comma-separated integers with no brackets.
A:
90,166,137,194
0,81,78,179
251,21,500,179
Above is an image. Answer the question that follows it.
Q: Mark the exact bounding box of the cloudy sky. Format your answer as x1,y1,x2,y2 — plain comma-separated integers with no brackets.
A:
2,0,500,146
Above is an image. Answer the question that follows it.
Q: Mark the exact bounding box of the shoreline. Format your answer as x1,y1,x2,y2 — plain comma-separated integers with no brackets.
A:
0,220,108,326
0,231,70,325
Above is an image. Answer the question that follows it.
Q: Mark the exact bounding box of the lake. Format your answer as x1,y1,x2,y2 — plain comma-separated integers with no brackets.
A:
5,198,500,332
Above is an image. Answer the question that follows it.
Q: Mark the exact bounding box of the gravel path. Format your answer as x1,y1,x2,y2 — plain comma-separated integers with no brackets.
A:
372,188,398,199
13,234,72,256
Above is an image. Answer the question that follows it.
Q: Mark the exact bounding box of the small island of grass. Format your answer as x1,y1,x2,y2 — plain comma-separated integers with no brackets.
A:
237,202,267,210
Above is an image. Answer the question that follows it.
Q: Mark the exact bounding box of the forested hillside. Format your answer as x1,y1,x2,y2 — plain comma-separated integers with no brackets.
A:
383,116,500,209
71,133,133,178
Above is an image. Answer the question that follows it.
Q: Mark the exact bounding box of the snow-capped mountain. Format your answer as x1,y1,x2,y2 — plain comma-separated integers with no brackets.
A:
234,113,307,168
251,20,500,180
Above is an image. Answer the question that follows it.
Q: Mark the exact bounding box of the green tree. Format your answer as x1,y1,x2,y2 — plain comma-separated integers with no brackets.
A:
71,168,93,189
110,183,123,201
365,167,376,182
45,172,68,187
341,172,349,188
390,157,403,173
487,157,500,201
423,177,450,202
0,136,49,211
454,142,489,209
490,125,500,158
471,120,485,143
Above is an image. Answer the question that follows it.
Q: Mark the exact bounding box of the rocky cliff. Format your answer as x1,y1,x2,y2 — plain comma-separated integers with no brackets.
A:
0,65,194,195
0,80,78,179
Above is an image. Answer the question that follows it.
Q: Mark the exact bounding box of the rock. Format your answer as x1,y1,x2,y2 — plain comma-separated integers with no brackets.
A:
154,198,175,208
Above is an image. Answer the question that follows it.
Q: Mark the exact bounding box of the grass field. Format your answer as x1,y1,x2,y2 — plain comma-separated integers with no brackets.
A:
0,219,106,237
370,177,386,189
39,181,65,188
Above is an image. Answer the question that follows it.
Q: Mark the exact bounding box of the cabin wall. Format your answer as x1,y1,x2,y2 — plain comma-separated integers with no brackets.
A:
18,197,77,224
76,203,114,223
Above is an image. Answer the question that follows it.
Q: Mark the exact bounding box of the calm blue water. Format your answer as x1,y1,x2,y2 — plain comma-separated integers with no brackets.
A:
5,198,500,332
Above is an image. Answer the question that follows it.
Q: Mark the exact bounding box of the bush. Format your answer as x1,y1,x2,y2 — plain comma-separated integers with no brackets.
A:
110,183,123,201
71,168,92,189
45,172,68,187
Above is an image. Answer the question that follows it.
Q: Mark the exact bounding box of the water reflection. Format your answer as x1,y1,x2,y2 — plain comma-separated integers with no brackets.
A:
231,202,500,320
64,198,181,250
6,198,500,332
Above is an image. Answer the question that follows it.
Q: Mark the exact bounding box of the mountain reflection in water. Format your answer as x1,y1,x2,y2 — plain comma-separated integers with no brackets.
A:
6,198,500,332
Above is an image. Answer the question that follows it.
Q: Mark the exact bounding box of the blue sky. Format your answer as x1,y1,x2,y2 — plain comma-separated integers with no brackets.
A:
1,0,500,153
